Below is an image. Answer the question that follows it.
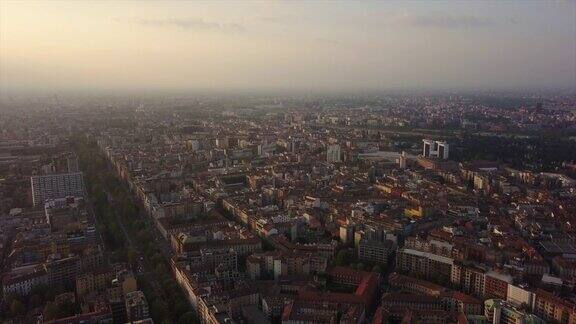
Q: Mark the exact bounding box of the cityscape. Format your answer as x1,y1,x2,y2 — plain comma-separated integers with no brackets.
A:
1,1,576,324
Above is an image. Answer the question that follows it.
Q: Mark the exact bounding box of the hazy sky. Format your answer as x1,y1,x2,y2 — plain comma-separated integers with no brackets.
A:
1,0,575,93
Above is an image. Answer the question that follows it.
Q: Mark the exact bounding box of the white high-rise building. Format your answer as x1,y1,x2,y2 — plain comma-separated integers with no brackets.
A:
422,139,449,160
67,154,79,172
399,151,407,169
189,139,200,152
326,144,341,163
31,172,85,206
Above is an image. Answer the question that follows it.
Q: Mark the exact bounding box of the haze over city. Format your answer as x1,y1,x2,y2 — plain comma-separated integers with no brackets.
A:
1,1,576,324
1,0,575,94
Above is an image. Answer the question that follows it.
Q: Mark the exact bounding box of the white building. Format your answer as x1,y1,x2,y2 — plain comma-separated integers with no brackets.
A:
66,154,80,172
2,269,49,297
326,144,341,163
485,299,544,324
507,284,535,309
399,151,407,169
423,139,449,159
31,172,85,206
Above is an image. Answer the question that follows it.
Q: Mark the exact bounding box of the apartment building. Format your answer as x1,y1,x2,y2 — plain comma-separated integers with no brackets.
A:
396,248,453,282
125,290,150,322
31,172,85,206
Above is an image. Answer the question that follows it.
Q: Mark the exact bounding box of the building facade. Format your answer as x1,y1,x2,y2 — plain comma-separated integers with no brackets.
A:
31,172,85,206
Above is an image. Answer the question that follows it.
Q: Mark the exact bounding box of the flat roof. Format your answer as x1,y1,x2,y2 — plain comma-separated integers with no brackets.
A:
400,248,454,265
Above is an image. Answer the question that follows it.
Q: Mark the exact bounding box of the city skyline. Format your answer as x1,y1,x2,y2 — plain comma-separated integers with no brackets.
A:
2,1,576,324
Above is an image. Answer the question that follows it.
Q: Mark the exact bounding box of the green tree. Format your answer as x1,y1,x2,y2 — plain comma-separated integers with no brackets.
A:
29,294,43,307
63,301,77,318
44,285,66,302
124,204,138,219
335,250,349,266
127,248,138,266
10,299,26,316
155,263,167,274
151,253,164,265
30,285,49,299
43,302,61,320
151,300,169,321
173,299,189,317
178,311,198,324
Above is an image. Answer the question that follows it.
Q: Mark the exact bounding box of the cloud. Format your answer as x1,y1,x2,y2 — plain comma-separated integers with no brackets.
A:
251,14,295,25
394,13,516,29
314,37,342,46
122,17,246,33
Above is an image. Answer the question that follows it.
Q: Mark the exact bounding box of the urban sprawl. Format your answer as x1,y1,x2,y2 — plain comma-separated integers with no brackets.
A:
1,92,576,324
